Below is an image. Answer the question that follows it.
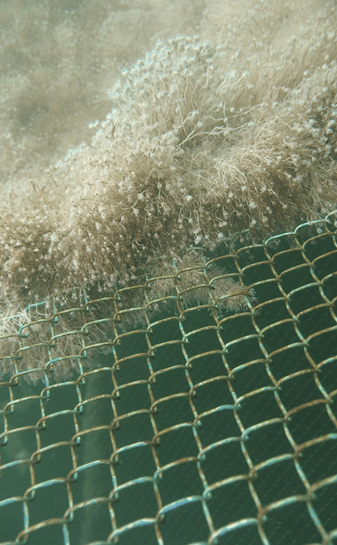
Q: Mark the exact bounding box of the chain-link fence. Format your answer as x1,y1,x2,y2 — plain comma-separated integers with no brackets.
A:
1,212,337,545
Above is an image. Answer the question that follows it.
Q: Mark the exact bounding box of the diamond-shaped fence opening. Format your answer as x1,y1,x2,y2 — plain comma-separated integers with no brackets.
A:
1,212,337,545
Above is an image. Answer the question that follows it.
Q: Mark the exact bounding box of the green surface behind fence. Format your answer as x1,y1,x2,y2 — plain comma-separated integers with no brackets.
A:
1,213,337,545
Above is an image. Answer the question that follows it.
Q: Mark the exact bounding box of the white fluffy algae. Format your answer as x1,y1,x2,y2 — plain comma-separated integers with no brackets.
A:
0,0,337,379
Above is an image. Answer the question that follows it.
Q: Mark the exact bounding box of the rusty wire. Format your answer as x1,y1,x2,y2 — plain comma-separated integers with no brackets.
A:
0,212,337,545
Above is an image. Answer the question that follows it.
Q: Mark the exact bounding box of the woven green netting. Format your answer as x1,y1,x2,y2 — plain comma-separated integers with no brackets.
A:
1,212,337,545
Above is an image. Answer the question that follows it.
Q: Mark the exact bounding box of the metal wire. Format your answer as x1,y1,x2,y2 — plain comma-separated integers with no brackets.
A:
1,212,337,545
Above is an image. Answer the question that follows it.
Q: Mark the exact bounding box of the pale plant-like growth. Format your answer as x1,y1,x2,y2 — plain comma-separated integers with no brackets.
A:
146,253,254,314
0,0,337,379
0,0,204,181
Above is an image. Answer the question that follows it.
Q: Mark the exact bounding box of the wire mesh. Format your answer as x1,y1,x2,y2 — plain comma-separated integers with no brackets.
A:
1,212,337,545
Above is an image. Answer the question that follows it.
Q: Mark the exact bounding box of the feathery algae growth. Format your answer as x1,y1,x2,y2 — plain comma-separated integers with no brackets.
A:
0,0,337,378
